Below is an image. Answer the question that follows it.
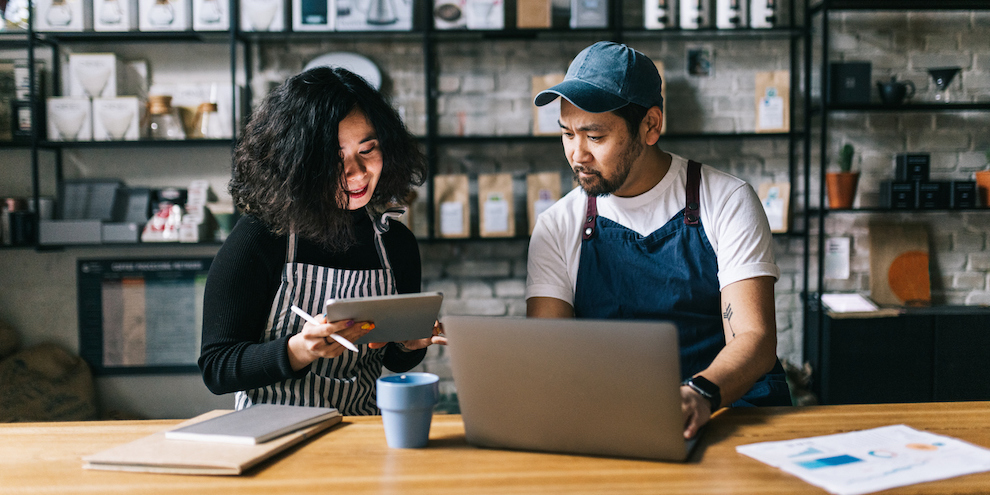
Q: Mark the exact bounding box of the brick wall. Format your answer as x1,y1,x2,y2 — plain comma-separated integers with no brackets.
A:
816,11,990,307
254,9,990,399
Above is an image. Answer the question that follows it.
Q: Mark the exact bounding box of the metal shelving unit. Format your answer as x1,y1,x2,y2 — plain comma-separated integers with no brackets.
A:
803,0,990,401
9,0,807,247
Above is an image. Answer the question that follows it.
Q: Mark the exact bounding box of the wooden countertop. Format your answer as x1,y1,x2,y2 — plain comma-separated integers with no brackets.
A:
2,401,989,494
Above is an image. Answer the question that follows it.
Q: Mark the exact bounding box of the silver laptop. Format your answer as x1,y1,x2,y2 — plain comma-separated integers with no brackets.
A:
444,316,697,462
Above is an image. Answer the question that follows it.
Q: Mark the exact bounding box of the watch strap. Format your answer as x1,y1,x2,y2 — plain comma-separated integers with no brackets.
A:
682,375,721,412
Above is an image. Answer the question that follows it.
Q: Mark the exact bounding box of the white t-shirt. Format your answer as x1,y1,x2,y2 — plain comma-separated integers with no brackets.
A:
526,152,780,304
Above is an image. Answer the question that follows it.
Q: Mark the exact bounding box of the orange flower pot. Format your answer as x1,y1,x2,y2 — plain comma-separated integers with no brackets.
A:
826,171,859,209
975,170,990,208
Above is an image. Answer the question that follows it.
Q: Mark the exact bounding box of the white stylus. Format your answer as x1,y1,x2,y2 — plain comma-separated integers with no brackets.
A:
290,305,359,353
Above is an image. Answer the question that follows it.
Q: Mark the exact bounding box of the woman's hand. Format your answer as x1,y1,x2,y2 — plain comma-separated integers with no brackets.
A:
368,320,447,351
287,316,374,371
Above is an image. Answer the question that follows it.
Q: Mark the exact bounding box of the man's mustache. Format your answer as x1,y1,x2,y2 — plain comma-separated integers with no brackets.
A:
573,166,601,178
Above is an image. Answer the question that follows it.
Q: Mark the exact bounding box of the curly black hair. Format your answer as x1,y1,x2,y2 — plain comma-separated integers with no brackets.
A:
230,66,427,252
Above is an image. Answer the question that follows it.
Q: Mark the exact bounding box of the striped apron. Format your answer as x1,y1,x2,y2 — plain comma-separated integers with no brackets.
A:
234,212,399,415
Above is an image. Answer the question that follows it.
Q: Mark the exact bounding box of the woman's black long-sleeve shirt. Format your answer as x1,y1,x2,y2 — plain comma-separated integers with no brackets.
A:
199,211,425,395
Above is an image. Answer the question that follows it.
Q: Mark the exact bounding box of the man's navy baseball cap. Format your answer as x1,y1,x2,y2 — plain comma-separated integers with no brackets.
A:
533,41,663,113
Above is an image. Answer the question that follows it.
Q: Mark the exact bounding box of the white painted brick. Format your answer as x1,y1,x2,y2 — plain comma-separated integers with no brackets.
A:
443,299,507,316
968,253,990,271
438,75,461,93
462,74,496,94
965,292,990,306
494,279,526,298
460,280,494,298
445,260,512,278
954,273,987,290
936,253,969,271
512,259,528,279
909,131,971,152
425,280,459,297
955,231,987,252
422,262,444,280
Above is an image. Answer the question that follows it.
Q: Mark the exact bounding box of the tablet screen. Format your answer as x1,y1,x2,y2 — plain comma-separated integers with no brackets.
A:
324,292,443,345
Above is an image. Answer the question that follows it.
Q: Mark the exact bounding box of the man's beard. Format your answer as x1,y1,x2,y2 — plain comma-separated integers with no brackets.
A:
572,138,644,197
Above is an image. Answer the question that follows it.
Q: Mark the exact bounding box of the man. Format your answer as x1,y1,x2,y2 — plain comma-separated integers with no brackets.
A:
527,41,791,439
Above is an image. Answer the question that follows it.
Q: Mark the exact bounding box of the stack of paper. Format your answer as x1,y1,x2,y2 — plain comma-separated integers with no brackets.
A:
737,425,990,495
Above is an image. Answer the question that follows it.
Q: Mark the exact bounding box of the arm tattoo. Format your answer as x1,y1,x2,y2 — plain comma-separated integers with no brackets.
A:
723,303,735,338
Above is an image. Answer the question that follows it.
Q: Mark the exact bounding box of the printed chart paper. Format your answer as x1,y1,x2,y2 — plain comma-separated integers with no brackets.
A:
737,425,990,495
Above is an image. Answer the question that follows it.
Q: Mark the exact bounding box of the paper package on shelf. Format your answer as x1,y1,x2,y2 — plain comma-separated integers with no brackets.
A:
240,0,287,31
138,0,192,31
335,0,412,31
35,0,92,31
94,0,139,31
47,97,92,142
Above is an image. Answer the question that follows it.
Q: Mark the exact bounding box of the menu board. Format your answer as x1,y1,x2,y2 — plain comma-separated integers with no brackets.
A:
78,258,211,374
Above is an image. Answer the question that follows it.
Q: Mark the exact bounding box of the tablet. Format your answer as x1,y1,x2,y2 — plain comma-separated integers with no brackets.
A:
324,292,444,345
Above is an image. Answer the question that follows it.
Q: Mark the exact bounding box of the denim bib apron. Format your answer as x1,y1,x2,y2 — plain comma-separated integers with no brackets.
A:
235,209,403,414
573,160,790,407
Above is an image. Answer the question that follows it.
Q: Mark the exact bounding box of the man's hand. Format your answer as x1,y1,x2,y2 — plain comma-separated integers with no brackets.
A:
681,385,713,439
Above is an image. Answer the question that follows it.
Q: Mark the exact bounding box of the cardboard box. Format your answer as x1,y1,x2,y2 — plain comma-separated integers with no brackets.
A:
95,0,140,31
749,0,776,28
951,181,977,209
193,0,230,30
894,153,930,182
643,0,673,29
715,0,744,29
755,70,789,133
517,0,549,28
829,62,872,105
47,97,92,142
139,0,191,31
335,0,412,31
679,0,709,29
35,0,92,31
466,0,503,29
112,187,152,223
570,0,607,28
93,97,141,141
68,53,124,99
240,0,287,31
434,0,466,29
292,0,334,31
102,222,141,243
880,181,916,210
39,220,102,245
531,73,564,136
917,181,951,210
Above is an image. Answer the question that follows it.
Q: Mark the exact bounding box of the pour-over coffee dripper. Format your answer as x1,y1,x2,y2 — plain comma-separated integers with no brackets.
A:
927,67,961,103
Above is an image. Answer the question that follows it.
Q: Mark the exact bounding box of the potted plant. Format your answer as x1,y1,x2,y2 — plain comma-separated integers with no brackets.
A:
826,143,859,209
976,149,990,208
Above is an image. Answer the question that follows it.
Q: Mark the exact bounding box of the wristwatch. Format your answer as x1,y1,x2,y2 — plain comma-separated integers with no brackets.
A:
682,375,721,412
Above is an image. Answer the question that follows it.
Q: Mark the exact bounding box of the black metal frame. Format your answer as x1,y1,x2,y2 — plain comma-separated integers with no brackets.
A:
802,0,990,385
8,0,805,248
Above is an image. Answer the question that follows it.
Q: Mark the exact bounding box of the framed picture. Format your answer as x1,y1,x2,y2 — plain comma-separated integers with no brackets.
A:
78,257,212,374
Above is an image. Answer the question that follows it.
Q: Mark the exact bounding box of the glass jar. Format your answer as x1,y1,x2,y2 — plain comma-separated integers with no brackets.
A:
147,95,186,140
148,0,175,26
191,102,224,139
46,0,74,26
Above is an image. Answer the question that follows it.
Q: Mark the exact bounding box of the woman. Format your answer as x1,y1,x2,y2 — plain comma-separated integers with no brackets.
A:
199,67,442,414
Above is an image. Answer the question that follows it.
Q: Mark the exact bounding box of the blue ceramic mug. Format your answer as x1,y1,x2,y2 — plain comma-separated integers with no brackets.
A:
377,373,439,448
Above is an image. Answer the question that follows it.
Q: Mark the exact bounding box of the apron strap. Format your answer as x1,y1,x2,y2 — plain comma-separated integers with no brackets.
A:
582,195,599,240
369,207,405,271
287,232,298,263
684,160,702,226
